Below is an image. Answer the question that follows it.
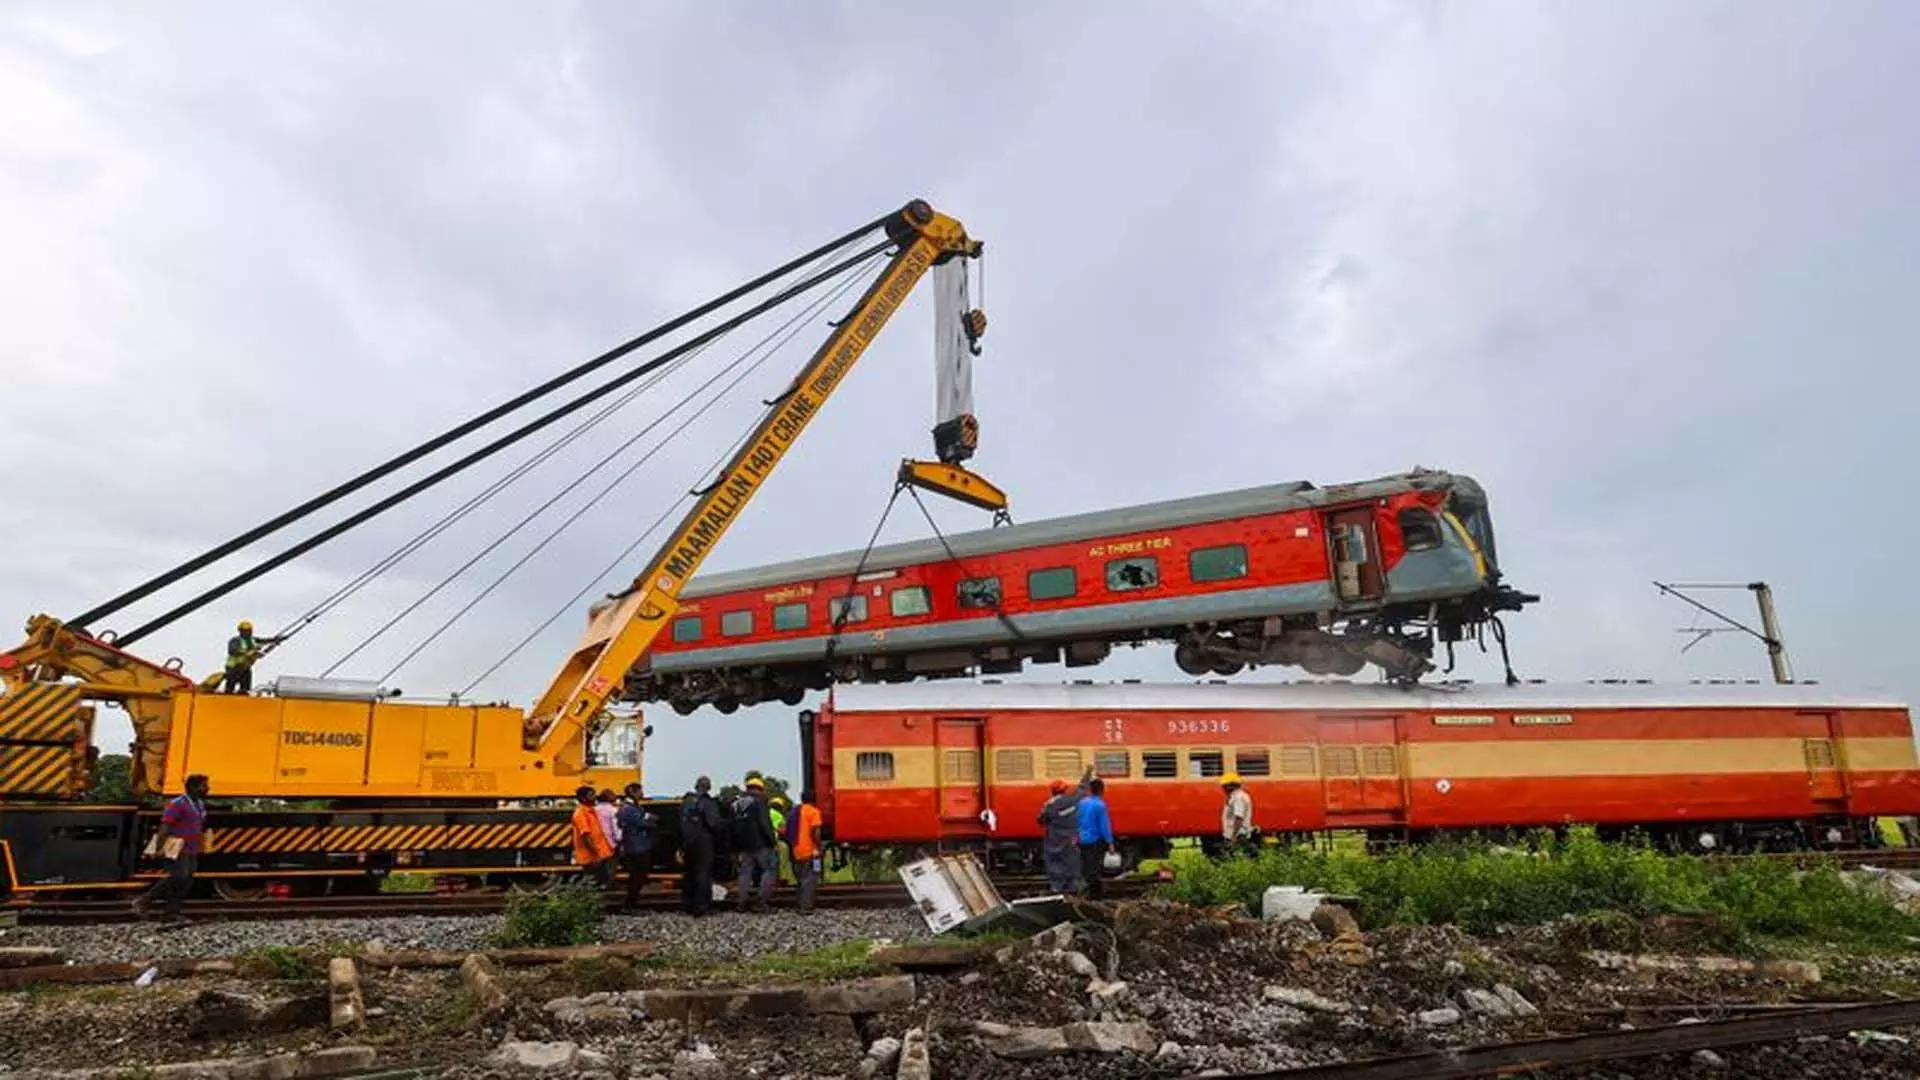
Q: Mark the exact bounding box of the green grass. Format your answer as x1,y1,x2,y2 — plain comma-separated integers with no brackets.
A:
379,872,435,894
236,944,340,981
738,940,880,981
1158,828,1920,947
490,879,603,948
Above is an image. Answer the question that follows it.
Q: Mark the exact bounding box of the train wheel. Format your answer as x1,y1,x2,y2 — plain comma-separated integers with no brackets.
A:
715,696,740,715
1175,642,1211,676
212,879,268,902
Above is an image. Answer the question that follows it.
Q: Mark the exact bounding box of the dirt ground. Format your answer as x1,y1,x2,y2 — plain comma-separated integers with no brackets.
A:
5,902,1920,1078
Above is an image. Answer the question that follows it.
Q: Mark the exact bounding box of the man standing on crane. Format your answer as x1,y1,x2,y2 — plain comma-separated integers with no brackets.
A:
220,620,284,695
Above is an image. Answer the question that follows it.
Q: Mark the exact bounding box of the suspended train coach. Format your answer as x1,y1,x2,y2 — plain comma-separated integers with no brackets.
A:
623,468,1539,715
798,681,1920,868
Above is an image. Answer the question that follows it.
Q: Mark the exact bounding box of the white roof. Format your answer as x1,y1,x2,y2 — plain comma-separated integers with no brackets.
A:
826,679,1910,713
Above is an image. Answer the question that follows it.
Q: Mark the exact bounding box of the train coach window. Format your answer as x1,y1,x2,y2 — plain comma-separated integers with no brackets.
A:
773,602,809,632
891,586,933,617
829,595,869,624
1045,749,1083,779
720,610,754,637
1106,556,1160,592
1189,544,1248,583
1398,509,1443,551
995,749,1034,781
1028,566,1077,601
945,749,981,783
957,577,1002,609
1280,746,1317,775
1094,749,1131,778
1142,750,1179,779
1321,746,1359,777
671,616,703,643
855,751,895,782
1235,749,1272,777
1187,750,1225,779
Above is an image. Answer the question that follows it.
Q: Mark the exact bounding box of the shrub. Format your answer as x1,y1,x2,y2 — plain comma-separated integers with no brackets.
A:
491,879,604,948
1156,829,1920,946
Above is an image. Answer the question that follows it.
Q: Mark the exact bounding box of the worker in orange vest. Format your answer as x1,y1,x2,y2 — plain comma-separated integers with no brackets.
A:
570,785,614,885
787,789,826,915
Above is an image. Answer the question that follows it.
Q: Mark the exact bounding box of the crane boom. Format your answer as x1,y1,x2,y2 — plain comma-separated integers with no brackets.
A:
521,200,981,749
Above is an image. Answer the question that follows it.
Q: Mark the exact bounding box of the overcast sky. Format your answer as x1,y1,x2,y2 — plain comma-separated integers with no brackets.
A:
4,3,1917,793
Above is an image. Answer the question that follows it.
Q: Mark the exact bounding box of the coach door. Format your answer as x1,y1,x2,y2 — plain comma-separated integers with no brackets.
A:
1801,712,1847,804
935,717,988,828
1325,509,1385,603
1320,717,1406,818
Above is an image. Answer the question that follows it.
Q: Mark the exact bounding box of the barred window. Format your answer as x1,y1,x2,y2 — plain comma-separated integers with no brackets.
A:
1044,749,1083,779
944,749,981,783
995,749,1034,781
1142,751,1179,779
1235,748,1272,778
1187,750,1225,778
1093,750,1131,778
1362,746,1399,776
1321,746,1359,777
855,752,895,782
1279,746,1318,775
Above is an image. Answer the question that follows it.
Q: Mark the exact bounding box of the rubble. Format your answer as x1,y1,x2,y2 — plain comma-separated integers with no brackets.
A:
896,1027,931,1080
326,956,363,1032
979,1020,1158,1059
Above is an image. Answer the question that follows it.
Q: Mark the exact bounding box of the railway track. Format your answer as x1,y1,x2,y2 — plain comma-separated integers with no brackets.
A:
5,875,1154,926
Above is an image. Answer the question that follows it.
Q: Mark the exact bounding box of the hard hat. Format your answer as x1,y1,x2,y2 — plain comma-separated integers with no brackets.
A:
1221,773,1242,787
237,620,254,632
771,795,789,808
745,777,765,791
1049,779,1069,794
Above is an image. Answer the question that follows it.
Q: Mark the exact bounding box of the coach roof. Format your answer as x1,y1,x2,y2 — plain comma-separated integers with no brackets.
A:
685,468,1482,598
824,680,1910,713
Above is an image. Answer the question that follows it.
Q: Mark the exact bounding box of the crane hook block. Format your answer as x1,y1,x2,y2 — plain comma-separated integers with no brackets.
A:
898,458,1009,514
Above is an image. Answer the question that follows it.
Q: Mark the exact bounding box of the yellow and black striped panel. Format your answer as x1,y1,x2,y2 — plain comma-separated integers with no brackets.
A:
0,744,84,796
0,683,84,744
205,821,570,855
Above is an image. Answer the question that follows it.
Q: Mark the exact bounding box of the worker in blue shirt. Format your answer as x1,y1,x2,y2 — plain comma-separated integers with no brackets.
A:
1076,777,1116,900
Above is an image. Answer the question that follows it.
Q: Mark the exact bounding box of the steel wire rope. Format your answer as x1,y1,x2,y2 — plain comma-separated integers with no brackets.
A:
329,251,884,680
278,234,859,643
900,484,1027,643
71,214,894,631
277,336,717,644
113,236,896,648
388,254,891,689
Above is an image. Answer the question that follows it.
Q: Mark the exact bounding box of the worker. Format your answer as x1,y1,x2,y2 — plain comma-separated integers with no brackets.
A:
615,783,655,911
1037,777,1082,894
730,777,779,913
678,776,722,916
220,620,284,695
132,773,210,921
594,789,622,887
570,785,613,886
1076,777,1116,900
787,790,825,915
1221,773,1255,856
768,794,790,885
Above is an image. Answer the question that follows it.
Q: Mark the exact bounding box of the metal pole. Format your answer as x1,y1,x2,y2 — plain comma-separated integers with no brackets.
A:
1749,582,1791,684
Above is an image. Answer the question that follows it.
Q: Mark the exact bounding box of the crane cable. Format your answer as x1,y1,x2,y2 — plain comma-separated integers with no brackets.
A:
70,214,896,632
341,249,888,682
111,236,896,648
401,252,891,692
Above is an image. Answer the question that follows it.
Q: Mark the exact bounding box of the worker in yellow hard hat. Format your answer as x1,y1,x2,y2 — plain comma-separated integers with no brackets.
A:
1220,772,1255,857
220,620,284,695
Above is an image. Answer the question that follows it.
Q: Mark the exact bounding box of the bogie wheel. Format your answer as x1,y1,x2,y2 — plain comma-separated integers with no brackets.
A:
211,879,268,902
500,872,569,894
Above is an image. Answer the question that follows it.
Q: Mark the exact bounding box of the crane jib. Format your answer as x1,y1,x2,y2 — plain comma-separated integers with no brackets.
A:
656,241,935,587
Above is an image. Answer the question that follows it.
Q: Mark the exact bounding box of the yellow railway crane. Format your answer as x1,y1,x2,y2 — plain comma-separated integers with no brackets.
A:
0,200,994,896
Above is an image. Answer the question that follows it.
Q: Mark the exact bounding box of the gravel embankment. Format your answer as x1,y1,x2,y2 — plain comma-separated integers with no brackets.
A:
2,907,932,964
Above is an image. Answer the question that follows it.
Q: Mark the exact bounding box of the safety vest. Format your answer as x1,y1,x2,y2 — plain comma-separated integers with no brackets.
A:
226,634,261,671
